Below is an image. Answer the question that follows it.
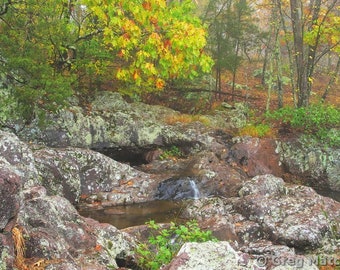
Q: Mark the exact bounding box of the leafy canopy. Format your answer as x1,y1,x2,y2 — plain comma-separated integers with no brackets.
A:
0,0,75,120
0,0,213,123
84,0,213,91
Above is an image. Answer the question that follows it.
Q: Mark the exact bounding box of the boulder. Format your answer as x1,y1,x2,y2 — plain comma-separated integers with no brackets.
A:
229,137,284,178
0,129,163,206
238,174,286,197
188,151,248,198
235,175,340,250
0,234,15,270
0,170,18,268
277,139,340,191
32,146,159,205
182,175,340,253
165,241,258,270
17,186,135,269
18,92,214,152
165,241,318,270
0,131,39,188
17,92,250,163
180,197,264,245
0,167,20,232
143,150,247,199
0,165,22,269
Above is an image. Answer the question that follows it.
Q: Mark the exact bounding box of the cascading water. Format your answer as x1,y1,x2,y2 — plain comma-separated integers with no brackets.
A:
189,179,200,199
80,177,204,229
155,176,202,200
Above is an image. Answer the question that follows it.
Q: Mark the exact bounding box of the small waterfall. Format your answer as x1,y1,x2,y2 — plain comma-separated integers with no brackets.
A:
189,179,200,199
155,177,202,200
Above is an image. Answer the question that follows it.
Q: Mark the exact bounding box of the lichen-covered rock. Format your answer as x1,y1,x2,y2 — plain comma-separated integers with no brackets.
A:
206,102,249,129
0,153,25,269
17,187,135,269
0,178,18,268
180,198,265,246
182,175,340,254
17,92,248,159
0,240,13,270
234,175,340,250
0,131,39,188
0,167,20,231
32,146,158,204
189,151,247,198
277,139,340,191
238,174,286,197
18,92,212,151
166,241,319,270
144,150,247,199
180,197,229,221
164,241,264,270
240,240,319,270
229,137,284,178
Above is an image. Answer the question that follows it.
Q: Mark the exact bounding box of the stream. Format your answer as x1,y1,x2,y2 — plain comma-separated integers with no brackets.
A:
78,176,202,229
78,200,188,229
78,173,340,229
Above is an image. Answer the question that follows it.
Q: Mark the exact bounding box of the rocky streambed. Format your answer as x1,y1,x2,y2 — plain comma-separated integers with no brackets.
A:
1,92,339,269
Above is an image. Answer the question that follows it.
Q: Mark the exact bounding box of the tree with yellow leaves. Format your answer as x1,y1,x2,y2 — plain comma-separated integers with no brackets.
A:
0,0,212,124
84,0,213,91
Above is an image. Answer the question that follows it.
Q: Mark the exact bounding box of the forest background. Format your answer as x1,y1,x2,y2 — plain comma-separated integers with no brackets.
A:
0,0,339,143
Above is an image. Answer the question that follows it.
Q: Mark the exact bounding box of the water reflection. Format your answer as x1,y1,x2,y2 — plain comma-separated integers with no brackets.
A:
78,200,187,229
79,189,340,230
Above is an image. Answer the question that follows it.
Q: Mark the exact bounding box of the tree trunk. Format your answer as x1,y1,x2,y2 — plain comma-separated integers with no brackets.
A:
276,0,297,106
290,0,309,107
322,56,340,101
231,40,241,101
261,46,268,85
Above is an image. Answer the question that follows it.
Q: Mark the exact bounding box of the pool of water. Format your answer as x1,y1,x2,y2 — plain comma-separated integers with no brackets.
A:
78,189,340,230
78,200,187,229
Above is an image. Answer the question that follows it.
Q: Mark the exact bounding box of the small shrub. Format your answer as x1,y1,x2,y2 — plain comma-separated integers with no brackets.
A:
135,220,217,270
266,104,340,147
159,146,184,160
164,114,211,126
238,123,273,138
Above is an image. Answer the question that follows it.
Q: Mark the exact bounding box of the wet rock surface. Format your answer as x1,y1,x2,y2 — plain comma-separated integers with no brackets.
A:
17,186,135,269
0,167,20,268
1,92,340,269
17,92,218,153
164,240,320,270
164,241,265,270
32,146,160,205
155,177,202,200
0,131,39,188
229,137,284,178
181,175,340,255
277,139,340,191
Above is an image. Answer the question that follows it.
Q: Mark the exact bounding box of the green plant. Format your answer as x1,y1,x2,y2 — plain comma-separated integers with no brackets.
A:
135,220,217,270
159,146,184,160
164,114,211,126
266,104,340,146
321,209,339,241
84,0,213,90
0,248,9,270
238,123,273,138
104,240,120,269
